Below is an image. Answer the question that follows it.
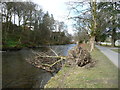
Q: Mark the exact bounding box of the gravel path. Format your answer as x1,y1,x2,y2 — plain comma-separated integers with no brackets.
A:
96,45,120,69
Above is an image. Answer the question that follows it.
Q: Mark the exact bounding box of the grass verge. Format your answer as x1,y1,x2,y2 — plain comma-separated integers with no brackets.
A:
45,47,119,88
111,49,120,53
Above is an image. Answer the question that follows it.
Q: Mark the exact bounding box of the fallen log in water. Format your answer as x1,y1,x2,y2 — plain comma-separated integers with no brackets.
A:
26,45,95,73
26,48,66,72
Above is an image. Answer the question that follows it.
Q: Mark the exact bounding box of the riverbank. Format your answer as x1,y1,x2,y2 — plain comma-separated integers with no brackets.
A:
2,44,76,88
2,43,75,51
45,47,119,88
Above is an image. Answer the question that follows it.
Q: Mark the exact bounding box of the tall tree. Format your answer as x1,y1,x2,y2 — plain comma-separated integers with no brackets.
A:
67,0,98,51
14,2,24,26
89,0,97,51
98,2,120,47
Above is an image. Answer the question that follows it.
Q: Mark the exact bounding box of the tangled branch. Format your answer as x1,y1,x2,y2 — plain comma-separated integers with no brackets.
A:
26,48,67,72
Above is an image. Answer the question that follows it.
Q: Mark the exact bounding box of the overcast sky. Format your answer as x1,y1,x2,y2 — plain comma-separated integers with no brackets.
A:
32,0,69,21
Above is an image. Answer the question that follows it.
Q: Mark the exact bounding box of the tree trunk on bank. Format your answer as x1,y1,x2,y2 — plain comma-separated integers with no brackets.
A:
111,15,116,47
23,15,26,31
90,0,97,52
90,36,95,52
111,28,116,47
111,38,115,47
18,18,21,27
30,10,32,28
14,12,15,24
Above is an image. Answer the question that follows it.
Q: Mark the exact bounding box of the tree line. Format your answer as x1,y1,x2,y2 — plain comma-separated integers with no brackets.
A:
2,1,71,49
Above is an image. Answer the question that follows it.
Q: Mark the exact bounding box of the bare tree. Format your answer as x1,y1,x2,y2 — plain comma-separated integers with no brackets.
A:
14,2,24,26
67,0,98,51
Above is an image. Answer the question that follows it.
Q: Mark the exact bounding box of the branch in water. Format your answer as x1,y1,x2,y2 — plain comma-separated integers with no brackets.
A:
41,57,65,67
31,50,66,70
49,48,58,56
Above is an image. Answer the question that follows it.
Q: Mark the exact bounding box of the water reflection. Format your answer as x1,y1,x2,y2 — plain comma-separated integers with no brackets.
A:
2,44,76,88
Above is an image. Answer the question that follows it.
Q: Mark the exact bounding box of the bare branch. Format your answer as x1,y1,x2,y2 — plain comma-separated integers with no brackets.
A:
49,48,58,56
69,16,91,21
36,55,66,58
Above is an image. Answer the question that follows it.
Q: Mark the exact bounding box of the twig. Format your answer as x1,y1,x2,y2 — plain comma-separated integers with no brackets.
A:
36,55,66,58
31,49,66,69
40,80,43,88
49,48,58,56
41,57,65,67
50,58,63,67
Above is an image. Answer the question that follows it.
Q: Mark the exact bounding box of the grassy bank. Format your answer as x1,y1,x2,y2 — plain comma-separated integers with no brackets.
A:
45,47,119,88
111,49,120,53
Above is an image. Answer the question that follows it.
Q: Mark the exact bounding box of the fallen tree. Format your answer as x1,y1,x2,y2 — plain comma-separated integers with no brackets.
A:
26,45,95,72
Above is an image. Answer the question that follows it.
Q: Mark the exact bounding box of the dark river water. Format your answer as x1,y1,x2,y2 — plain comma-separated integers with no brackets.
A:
2,44,76,88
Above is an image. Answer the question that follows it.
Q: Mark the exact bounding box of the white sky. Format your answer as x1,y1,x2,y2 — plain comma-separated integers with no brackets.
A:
32,0,69,21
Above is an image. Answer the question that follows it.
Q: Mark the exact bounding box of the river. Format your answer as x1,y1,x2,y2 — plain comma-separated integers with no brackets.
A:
2,44,76,88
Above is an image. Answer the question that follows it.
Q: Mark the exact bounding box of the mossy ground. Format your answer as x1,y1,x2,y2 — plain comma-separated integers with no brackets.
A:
45,47,119,88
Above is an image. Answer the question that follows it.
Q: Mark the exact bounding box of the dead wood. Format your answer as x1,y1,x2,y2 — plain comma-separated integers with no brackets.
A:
26,45,95,73
66,45,94,67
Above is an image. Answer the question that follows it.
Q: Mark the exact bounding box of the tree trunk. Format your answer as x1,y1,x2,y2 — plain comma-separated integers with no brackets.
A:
111,28,116,47
18,17,21,27
9,11,12,23
30,10,32,28
14,12,15,24
6,12,9,31
111,38,115,47
90,36,95,52
23,15,26,30
90,0,97,52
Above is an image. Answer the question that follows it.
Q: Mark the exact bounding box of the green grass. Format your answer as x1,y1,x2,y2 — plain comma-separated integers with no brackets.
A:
100,44,120,48
45,47,119,88
111,49,120,53
6,39,20,47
